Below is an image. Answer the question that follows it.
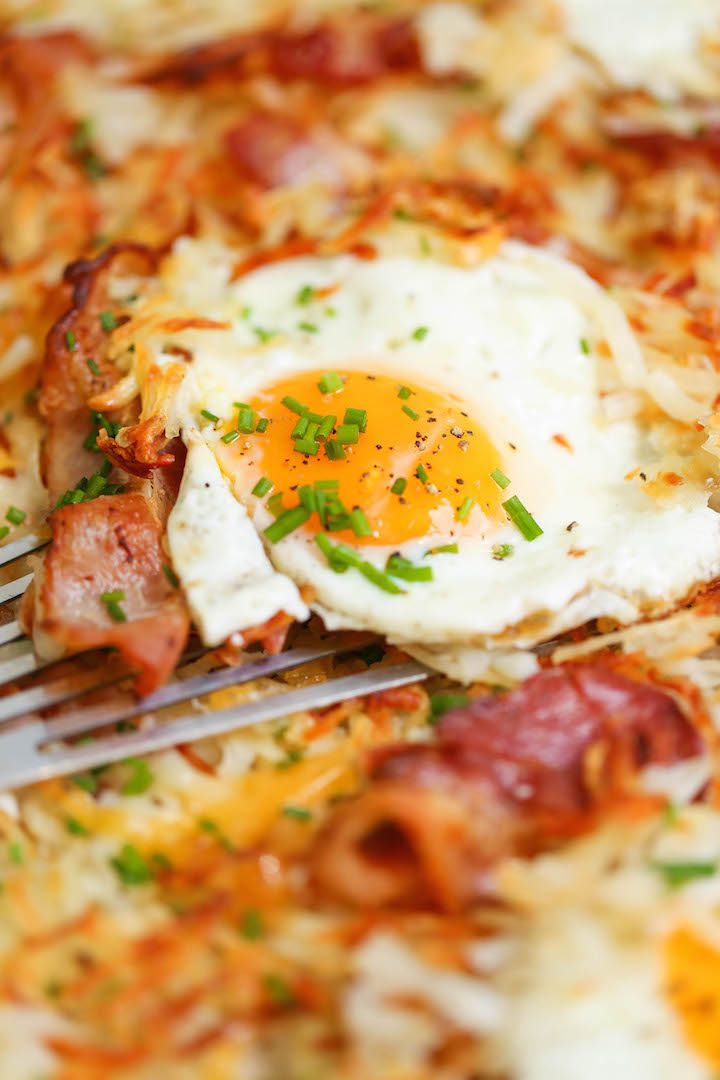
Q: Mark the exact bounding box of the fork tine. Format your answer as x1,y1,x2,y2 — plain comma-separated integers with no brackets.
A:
0,662,429,789
0,572,33,606
0,658,132,724
0,639,37,683
0,533,47,568
0,621,23,646
45,633,374,740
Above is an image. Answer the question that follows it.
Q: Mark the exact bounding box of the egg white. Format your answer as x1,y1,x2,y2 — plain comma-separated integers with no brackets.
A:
143,238,720,672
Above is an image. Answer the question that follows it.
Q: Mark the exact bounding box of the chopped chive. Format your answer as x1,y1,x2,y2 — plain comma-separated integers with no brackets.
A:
282,805,313,821
291,416,309,440
267,492,285,518
579,337,590,355
419,234,432,256
252,477,273,497
317,414,336,440
314,479,339,491
0,527,9,541
9,841,23,865
490,468,510,490
253,327,276,343
349,507,372,538
457,496,474,521
121,758,153,796
402,404,419,421
83,473,106,499
343,408,368,432
411,326,429,341
237,407,255,433
5,506,25,526
397,386,412,399
86,358,101,375
200,409,219,423
233,401,250,409
324,439,345,461
358,560,405,594
294,437,319,456
297,321,318,334
429,692,469,724
304,411,324,425
427,543,458,555
298,486,317,512
386,554,433,582
264,506,311,543
110,844,153,885
296,284,314,305
264,974,296,1007
241,908,264,940
318,372,344,394
335,423,359,445
282,395,308,416
101,589,126,623
99,311,117,332
163,563,180,588
391,477,407,495
240,305,252,320
325,306,337,317
221,430,240,444
415,464,428,484
326,511,351,531
306,422,320,440
65,330,77,351
256,417,269,433
492,543,514,560
66,816,90,836
502,495,543,541
653,860,717,888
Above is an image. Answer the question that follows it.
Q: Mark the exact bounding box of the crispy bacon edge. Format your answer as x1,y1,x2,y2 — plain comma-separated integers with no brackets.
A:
313,661,706,912
28,243,190,694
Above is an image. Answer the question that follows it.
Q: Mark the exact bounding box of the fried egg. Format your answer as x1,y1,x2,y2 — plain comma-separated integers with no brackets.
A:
145,237,720,676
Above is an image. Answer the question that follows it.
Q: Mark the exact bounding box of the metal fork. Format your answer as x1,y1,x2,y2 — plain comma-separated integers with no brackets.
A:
0,542,429,790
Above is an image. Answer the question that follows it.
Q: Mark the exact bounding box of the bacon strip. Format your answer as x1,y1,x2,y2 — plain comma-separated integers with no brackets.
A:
143,15,419,89
35,493,188,695
313,664,704,911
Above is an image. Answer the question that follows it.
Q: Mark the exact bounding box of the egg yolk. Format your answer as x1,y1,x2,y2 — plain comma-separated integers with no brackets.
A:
215,369,507,547
665,926,720,1069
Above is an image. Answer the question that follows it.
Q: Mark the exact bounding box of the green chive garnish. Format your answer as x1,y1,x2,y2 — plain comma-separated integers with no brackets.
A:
86,358,100,375
412,326,429,341
397,386,412,399
256,417,269,433
241,908,264,939
343,408,367,433
427,543,458,555
318,372,344,394
402,404,419,421
415,464,428,484
101,589,126,623
5,506,25,526
110,844,153,885
502,495,543,541
163,563,180,588
65,330,76,351
324,439,345,460
304,411,324,424
391,477,407,495
349,507,372,538
267,492,285,518
457,496,474,521
580,337,590,355
252,477,273,497
294,437,319,456
237,407,255,433
297,321,318,334
282,805,312,821
282,395,307,416
317,415,336,440
298,486,317,512
253,327,276,343
99,311,117,332
264,506,311,543
490,468,510,490
653,860,717,888
492,543,514,560
121,758,153,796
296,284,314,305
0,527,9,541
314,479,339,491
221,430,240,444
292,416,309,439
429,692,469,724
201,409,219,423
335,423,359,445
386,554,433,582
358,560,405,594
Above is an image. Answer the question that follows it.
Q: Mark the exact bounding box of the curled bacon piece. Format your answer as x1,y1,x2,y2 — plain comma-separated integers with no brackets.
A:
144,15,419,89
225,114,345,190
313,664,704,911
34,493,188,695
40,243,158,503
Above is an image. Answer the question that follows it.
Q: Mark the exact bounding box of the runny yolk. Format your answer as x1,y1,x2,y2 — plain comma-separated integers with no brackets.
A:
215,369,507,547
